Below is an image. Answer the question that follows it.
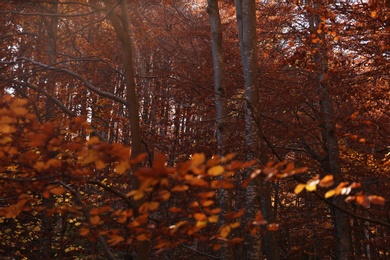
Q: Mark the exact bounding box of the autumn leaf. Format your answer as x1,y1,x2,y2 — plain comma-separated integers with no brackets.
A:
115,161,130,174
108,234,124,246
79,227,90,236
367,195,385,206
196,221,207,228
208,215,219,223
220,225,231,238
192,153,205,167
325,189,335,198
294,184,306,194
136,234,149,241
207,165,224,176
319,175,334,187
50,187,66,196
194,213,207,221
149,201,160,211
213,244,222,250
266,223,279,231
171,185,189,192
90,215,101,225
230,222,240,228
94,160,106,170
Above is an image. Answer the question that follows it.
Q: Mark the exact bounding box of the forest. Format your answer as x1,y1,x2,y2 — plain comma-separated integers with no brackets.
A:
0,0,389,259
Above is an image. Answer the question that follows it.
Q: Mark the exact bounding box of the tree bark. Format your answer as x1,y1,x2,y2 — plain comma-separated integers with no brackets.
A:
307,3,354,259
234,0,261,259
207,1,234,259
103,1,149,259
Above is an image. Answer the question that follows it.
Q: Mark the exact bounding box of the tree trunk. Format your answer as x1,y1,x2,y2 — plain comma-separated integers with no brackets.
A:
207,1,234,259
41,1,58,258
234,1,279,259
103,1,149,259
307,3,353,259
234,0,261,259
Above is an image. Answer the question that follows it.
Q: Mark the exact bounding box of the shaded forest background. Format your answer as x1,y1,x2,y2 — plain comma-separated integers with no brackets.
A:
0,0,389,259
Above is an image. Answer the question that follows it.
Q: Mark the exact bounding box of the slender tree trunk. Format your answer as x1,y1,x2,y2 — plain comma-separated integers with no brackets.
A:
103,1,149,259
206,1,234,259
234,1,279,259
307,3,353,259
41,1,58,258
234,0,261,259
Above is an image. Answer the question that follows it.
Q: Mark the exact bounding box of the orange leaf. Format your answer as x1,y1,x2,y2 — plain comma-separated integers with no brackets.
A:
136,234,149,241
319,175,334,187
211,180,234,189
139,202,150,214
108,234,124,246
266,223,279,231
220,225,231,238
50,187,66,196
90,215,101,225
230,222,240,228
253,211,267,225
95,160,106,170
172,185,189,192
159,190,171,201
194,213,207,221
208,215,219,223
207,165,224,176
202,200,214,207
232,208,245,219
79,227,90,236
213,244,222,250
149,201,160,211
192,153,205,167
368,195,385,206
197,191,216,199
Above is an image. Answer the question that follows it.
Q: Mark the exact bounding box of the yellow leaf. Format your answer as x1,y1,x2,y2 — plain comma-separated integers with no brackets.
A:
325,189,335,198
208,215,219,223
294,184,306,194
220,225,231,238
196,220,207,228
370,10,377,18
192,153,205,167
305,183,317,192
207,165,224,176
